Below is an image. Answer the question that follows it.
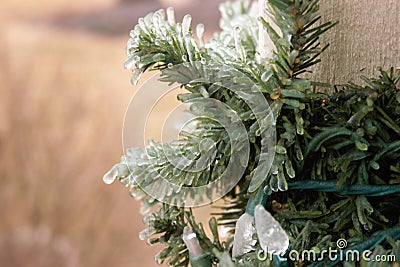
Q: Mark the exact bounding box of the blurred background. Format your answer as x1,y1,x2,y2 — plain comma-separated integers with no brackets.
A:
0,0,225,266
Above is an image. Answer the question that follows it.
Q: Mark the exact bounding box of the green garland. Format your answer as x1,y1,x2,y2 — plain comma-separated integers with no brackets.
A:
104,0,400,266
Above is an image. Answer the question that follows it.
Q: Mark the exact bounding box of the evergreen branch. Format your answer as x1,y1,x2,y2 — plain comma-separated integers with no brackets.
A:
105,0,400,265
125,8,204,85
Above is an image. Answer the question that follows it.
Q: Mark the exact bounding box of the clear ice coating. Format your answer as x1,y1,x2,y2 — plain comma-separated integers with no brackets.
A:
254,204,289,255
124,55,136,70
182,14,192,34
130,68,142,86
102,165,119,185
102,163,130,185
166,7,175,25
232,212,256,258
233,26,247,62
139,227,155,241
196,24,205,48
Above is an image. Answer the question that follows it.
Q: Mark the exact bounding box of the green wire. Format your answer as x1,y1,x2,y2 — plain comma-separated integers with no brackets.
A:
288,180,400,197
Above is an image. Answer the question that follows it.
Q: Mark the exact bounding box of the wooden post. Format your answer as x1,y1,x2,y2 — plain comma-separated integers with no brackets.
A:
259,0,400,85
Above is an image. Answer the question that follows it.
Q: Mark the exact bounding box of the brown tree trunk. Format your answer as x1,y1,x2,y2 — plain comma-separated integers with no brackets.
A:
259,0,400,85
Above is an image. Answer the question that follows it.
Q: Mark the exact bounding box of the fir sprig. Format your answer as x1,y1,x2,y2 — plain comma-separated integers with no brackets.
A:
105,0,400,266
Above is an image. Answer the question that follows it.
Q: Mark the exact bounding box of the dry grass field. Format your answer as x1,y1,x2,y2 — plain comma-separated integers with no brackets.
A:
0,0,223,266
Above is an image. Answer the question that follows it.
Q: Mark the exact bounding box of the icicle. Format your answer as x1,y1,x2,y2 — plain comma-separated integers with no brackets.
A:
156,9,165,20
271,162,279,175
166,7,175,25
175,23,187,54
126,147,143,158
152,13,160,30
139,227,155,240
185,36,194,62
166,185,175,197
234,26,246,62
154,251,163,265
130,68,142,85
270,175,279,192
232,212,256,258
143,213,155,225
103,167,118,185
285,159,296,178
196,24,205,48
140,202,152,215
182,15,192,34
277,170,288,191
124,56,137,70
138,18,149,35
126,38,138,55
128,187,143,200
182,226,203,258
176,23,182,33
143,12,153,24
295,112,305,135
103,163,129,185
254,205,289,255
